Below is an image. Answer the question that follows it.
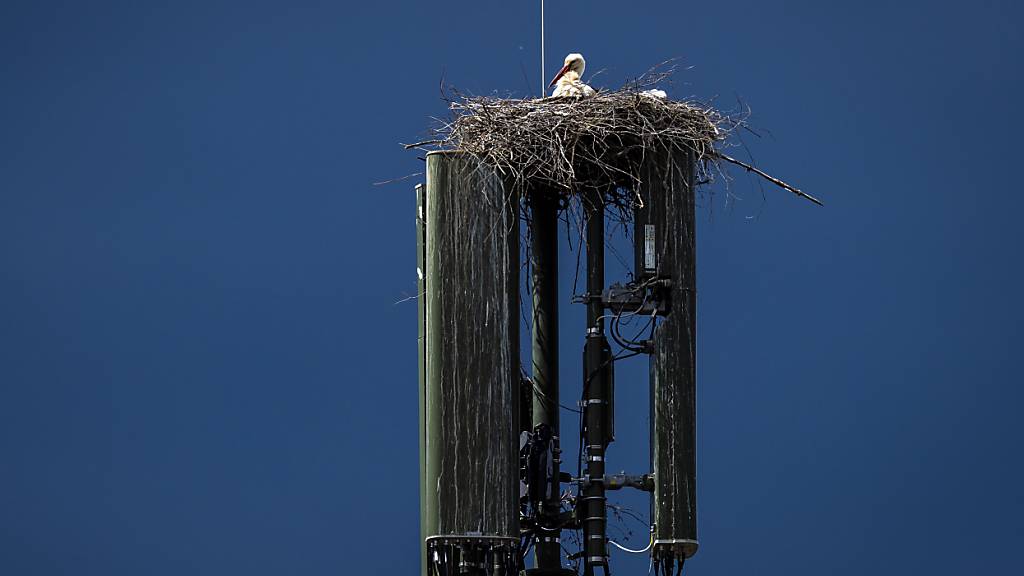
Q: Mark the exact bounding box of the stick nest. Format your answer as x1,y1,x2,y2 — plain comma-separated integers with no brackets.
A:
408,67,821,206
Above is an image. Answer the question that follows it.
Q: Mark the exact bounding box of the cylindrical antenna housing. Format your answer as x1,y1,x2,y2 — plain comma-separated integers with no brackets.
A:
421,152,521,575
636,146,699,567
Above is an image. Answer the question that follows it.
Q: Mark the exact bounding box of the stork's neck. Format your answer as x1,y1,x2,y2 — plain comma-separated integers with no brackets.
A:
557,70,581,86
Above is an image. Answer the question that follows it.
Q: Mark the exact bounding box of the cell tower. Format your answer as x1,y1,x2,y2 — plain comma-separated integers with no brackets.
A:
412,64,817,575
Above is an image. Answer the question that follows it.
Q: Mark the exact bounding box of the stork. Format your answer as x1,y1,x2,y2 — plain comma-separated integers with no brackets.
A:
549,53,595,97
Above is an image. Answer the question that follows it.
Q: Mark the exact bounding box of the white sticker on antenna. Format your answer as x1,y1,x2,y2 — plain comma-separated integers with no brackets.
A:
644,224,656,271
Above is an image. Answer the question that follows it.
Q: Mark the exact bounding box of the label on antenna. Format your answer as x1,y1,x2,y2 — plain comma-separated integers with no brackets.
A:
644,224,656,271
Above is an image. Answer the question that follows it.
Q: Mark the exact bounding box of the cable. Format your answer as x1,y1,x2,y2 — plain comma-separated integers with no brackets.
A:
529,377,582,415
609,531,654,554
520,534,535,560
610,314,649,353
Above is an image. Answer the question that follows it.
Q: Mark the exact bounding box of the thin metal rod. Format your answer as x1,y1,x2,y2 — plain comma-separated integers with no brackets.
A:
540,0,545,97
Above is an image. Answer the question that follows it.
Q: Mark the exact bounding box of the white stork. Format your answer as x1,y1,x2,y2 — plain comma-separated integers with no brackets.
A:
549,53,595,97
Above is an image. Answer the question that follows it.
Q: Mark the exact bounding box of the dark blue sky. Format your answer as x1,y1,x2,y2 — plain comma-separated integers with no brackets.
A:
2,1,1022,574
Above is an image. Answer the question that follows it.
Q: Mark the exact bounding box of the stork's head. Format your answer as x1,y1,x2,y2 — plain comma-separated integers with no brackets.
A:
549,53,586,88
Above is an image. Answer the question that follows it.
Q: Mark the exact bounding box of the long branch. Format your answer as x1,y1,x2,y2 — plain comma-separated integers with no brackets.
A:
715,152,823,206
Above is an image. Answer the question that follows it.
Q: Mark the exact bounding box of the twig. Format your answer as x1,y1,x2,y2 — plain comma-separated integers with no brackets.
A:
403,140,444,150
373,171,424,186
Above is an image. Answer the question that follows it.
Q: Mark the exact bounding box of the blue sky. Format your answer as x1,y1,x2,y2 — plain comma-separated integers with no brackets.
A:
1,1,1022,574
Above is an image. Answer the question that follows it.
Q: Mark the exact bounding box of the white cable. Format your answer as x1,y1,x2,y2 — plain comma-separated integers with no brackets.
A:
609,536,654,554
540,0,545,97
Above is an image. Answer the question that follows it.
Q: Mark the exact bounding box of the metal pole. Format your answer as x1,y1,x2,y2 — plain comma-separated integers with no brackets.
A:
582,186,609,575
531,189,562,570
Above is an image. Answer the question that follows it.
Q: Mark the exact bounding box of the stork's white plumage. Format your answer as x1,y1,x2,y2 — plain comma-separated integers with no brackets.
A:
549,53,595,97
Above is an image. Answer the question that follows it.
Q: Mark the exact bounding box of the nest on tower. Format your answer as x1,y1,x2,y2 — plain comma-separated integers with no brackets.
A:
406,65,821,207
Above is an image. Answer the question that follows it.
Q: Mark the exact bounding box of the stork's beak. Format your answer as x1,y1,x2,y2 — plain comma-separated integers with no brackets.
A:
548,63,571,88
